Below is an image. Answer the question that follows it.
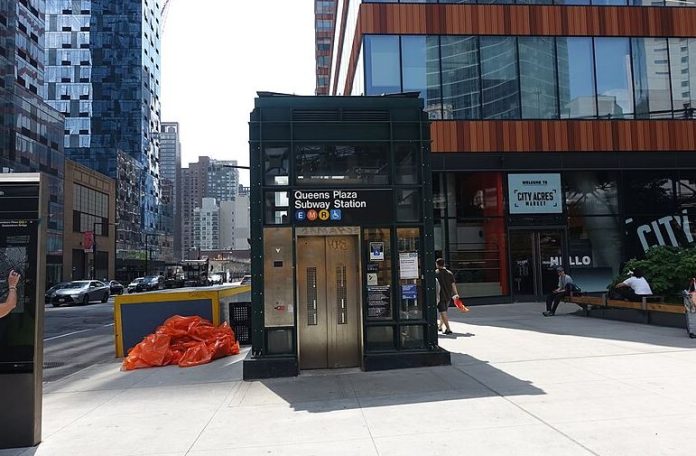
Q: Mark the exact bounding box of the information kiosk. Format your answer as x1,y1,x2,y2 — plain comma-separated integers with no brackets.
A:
0,173,46,448
244,93,450,379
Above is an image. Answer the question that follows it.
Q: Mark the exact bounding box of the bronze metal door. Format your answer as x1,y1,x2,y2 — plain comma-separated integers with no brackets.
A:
297,236,360,369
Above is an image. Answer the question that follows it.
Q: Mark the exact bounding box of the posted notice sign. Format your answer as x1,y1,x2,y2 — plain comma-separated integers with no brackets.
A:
508,173,562,214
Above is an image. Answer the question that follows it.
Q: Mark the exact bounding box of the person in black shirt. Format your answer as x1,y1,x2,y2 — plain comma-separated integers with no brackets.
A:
435,258,459,335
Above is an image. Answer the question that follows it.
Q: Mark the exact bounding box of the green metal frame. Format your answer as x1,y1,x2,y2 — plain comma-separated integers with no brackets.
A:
249,93,435,359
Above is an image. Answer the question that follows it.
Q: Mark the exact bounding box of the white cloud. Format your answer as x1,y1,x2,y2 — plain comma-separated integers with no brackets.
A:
161,0,316,185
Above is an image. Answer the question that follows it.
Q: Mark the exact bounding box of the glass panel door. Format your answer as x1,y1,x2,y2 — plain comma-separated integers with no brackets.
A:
510,231,535,295
538,231,564,295
510,230,565,298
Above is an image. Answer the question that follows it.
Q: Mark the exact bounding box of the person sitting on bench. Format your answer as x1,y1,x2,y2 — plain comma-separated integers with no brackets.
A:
614,268,653,301
543,267,573,317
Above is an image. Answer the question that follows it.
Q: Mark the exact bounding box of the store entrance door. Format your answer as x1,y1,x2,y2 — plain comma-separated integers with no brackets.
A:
509,230,564,299
297,235,361,370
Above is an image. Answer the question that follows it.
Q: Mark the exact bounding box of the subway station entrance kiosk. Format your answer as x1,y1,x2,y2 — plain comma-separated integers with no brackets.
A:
244,93,451,379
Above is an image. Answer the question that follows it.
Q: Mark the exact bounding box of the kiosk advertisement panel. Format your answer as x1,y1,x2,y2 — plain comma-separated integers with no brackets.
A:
0,174,45,448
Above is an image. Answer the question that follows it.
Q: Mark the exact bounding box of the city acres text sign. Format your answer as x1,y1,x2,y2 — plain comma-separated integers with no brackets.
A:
293,189,393,225
508,173,562,215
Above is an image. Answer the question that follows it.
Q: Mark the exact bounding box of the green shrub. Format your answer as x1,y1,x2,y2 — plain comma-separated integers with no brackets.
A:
615,246,696,299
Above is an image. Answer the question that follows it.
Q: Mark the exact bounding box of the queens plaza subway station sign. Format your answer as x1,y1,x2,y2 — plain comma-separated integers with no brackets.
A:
293,189,393,225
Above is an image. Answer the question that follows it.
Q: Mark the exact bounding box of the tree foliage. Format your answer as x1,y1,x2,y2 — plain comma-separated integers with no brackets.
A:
617,246,696,299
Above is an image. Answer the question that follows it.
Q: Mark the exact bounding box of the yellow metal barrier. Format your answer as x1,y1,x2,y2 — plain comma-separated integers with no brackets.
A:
114,285,251,357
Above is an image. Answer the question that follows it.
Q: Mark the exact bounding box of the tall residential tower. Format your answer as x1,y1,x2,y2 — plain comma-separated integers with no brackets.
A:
44,0,163,261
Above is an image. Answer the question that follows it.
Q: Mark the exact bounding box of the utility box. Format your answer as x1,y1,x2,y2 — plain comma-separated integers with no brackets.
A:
0,173,46,448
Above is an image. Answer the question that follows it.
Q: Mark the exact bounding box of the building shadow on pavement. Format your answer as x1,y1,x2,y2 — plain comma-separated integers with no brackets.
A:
245,352,544,413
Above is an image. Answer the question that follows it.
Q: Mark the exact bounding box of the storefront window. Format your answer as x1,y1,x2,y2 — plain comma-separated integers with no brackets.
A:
632,38,672,119
364,228,393,320
669,38,696,117
450,172,503,218
557,37,596,119
401,36,442,119
448,218,507,297
623,172,675,215
365,35,401,95
594,38,634,118
568,216,623,293
397,228,422,320
519,37,559,119
480,36,520,119
295,144,390,185
565,172,619,216
264,146,290,186
677,173,696,211
440,36,480,120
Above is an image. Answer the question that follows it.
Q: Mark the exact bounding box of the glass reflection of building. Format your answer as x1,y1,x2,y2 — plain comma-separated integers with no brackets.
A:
1,0,66,285
44,0,163,261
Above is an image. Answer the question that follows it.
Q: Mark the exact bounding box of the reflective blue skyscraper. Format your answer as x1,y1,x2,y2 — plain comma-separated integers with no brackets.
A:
1,0,66,284
44,0,162,253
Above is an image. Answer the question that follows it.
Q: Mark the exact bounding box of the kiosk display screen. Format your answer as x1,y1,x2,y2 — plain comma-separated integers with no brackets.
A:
0,208,38,372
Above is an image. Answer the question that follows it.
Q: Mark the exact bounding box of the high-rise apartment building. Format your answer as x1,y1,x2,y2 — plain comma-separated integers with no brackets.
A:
330,1,696,302
160,122,182,260
193,197,219,251
44,0,163,261
181,156,239,256
314,1,337,95
1,0,66,284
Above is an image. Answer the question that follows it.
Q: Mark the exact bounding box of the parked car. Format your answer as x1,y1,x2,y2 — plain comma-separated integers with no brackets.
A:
135,275,165,292
108,280,124,295
47,280,110,307
209,273,224,285
240,275,251,286
127,277,144,293
45,282,69,303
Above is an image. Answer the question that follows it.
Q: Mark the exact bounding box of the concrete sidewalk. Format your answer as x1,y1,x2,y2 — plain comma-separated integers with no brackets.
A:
3,302,696,455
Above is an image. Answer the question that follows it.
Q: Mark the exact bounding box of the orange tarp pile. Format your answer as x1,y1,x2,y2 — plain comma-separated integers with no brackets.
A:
122,315,240,370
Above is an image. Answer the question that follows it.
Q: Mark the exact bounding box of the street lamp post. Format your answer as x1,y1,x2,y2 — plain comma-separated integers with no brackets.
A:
144,233,159,276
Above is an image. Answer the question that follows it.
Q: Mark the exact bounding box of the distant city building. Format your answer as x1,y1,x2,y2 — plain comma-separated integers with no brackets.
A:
44,0,163,265
232,193,250,251
0,0,66,284
160,122,182,260
219,200,235,250
182,156,239,256
193,197,219,251
63,160,116,281
314,0,337,95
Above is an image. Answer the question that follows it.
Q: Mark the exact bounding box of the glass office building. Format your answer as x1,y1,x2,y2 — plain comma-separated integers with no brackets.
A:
44,0,163,256
1,0,66,284
331,1,696,302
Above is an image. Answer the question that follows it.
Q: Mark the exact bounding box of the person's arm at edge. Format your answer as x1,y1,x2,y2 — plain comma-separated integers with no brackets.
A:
0,288,17,318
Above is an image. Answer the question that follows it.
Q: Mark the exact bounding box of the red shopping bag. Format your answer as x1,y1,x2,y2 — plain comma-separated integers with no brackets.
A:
453,297,470,313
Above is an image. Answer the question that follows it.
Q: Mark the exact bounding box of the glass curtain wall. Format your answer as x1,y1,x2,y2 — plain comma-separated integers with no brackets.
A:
364,34,696,120
363,0,694,5
433,172,508,298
